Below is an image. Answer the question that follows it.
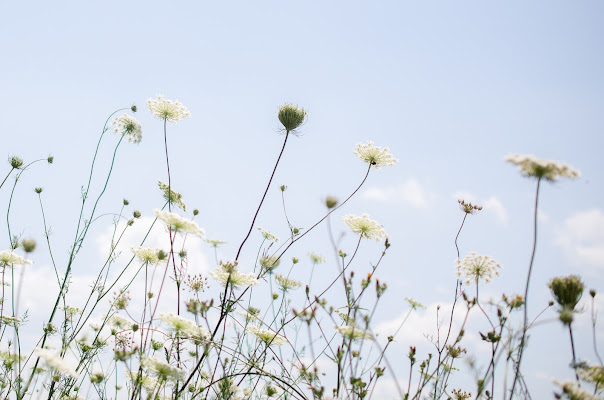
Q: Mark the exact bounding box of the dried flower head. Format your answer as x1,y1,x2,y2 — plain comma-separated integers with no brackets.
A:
0,251,32,266
258,227,279,242
456,253,501,285
353,141,397,170
505,153,580,181
186,273,209,293
246,325,289,346
451,389,472,400
111,290,131,311
158,180,186,211
275,274,301,292
112,114,143,143
342,214,387,241
458,199,482,215
147,95,190,123
278,103,306,132
154,209,205,237
210,261,258,288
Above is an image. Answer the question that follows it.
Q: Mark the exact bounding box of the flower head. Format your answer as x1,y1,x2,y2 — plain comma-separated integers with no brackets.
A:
147,95,190,122
552,379,600,400
210,261,258,288
353,141,397,170
34,348,79,379
275,274,301,292
308,251,326,264
342,214,387,241
158,180,186,211
258,227,279,242
154,209,205,237
131,247,164,264
456,253,501,285
205,238,226,248
335,325,373,341
405,297,426,310
505,153,580,181
278,104,306,132
458,199,482,215
246,325,289,346
549,275,584,324
158,312,209,340
0,251,32,266
112,114,142,143
142,356,185,382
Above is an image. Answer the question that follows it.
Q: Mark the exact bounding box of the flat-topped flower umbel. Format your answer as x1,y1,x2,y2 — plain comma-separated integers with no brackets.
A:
342,213,387,241
505,153,580,181
147,94,190,123
354,141,397,170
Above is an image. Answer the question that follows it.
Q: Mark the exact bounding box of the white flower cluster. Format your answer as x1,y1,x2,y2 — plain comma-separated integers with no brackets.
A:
308,251,326,264
158,312,209,340
146,95,190,123
142,356,185,382
335,325,373,341
111,114,142,144
246,325,289,346
353,141,397,170
275,274,301,292
131,247,164,264
0,250,32,266
505,153,580,181
210,261,258,288
154,209,205,237
158,180,186,211
126,370,158,392
552,379,601,400
456,252,501,285
34,348,79,379
258,227,279,242
342,214,387,241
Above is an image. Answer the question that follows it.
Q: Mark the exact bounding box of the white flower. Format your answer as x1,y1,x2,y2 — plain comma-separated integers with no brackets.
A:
258,227,279,242
505,153,580,181
210,261,258,288
158,313,209,340
154,209,205,237
107,314,133,331
147,95,190,123
456,253,501,285
275,274,301,292
34,348,79,379
335,325,373,341
131,247,164,264
158,180,186,211
0,251,32,266
142,356,185,382
0,316,21,327
552,379,601,400
126,370,158,392
246,325,289,346
353,141,397,170
308,251,326,264
342,214,387,241
206,238,226,247
111,114,142,143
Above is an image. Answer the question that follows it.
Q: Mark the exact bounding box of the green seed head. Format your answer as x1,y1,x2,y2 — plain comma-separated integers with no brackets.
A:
278,104,306,132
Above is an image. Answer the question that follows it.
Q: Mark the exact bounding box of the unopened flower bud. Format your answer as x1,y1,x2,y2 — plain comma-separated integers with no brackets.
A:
131,105,138,113
193,209,199,216
133,210,141,218
325,196,338,209
123,199,129,206
9,156,23,169
22,239,36,253
590,289,596,298
35,187,43,194
278,104,306,131
47,156,54,164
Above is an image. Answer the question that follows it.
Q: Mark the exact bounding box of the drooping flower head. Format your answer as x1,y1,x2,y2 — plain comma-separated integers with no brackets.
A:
353,141,397,170
210,260,258,288
147,95,190,123
246,325,289,346
158,180,186,211
342,214,387,241
505,153,580,181
0,251,32,266
112,114,143,143
153,209,205,237
456,253,501,285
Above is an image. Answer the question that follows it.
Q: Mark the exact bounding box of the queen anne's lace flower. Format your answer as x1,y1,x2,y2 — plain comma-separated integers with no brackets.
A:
552,379,601,400
108,314,133,331
275,274,301,292
335,325,373,341
158,313,209,340
258,227,279,242
0,251,32,266
112,114,142,143
126,370,158,392
210,261,258,288
456,253,501,285
154,209,205,237
142,356,185,382
34,348,79,379
158,180,186,211
353,141,397,170
147,95,190,123
246,325,289,346
308,251,326,264
131,247,164,264
342,214,387,241
505,153,580,181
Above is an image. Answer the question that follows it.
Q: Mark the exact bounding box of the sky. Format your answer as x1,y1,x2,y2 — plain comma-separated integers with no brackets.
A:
1,1,603,398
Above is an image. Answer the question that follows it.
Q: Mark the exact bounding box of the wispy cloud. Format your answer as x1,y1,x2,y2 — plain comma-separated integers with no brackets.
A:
362,178,435,208
555,209,604,270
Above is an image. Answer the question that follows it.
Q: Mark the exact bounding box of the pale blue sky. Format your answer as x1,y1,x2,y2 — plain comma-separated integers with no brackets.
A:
1,1,603,397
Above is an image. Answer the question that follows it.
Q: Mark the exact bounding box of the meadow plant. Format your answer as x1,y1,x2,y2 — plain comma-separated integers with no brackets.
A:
0,98,600,400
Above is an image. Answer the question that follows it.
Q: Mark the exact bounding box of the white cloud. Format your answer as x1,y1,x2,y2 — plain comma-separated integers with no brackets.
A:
555,209,604,270
362,178,435,208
